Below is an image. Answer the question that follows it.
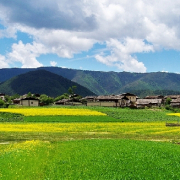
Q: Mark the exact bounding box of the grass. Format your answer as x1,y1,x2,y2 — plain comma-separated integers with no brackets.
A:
1,106,180,179
1,139,180,180
0,112,24,122
1,106,179,123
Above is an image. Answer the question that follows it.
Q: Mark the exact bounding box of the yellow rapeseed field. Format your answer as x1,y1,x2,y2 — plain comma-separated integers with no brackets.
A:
0,122,180,135
0,108,106,116
167,113,180,117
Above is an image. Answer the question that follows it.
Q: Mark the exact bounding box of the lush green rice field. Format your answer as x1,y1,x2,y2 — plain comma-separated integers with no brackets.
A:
1,107,180,179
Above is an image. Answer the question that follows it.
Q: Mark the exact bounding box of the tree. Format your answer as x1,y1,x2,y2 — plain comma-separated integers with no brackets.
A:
11,94,20,100
27,92,32,98
68,86,77,95
0,99,5,107
165,97,172,105
4,95,12,104
40,94,53,105
54,93,69,102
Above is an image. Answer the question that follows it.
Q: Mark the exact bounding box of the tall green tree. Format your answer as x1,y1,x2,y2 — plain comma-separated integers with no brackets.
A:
0,99,5,107
27,92,32,98
40,94,53,105
68,86,77,95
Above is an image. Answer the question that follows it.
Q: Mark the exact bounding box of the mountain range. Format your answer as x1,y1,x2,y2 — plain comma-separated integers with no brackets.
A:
0,69,95,97
0,67,180,97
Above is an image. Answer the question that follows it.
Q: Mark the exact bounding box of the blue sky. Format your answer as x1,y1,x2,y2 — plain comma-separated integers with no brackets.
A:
0,0,180,73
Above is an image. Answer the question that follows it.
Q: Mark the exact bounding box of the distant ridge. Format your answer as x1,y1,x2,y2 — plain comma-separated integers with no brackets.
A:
0,67,180,97
0,69,96,97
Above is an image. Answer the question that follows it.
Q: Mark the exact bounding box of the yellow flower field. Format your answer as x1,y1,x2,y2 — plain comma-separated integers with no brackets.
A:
0,122,179,135
167,113,180,117
0,108,106,116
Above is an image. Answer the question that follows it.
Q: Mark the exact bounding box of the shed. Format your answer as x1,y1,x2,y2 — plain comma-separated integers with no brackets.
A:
136,99,162,108
20,97,40,106
0,93,5,101
55,99,70,105
170,98,180,108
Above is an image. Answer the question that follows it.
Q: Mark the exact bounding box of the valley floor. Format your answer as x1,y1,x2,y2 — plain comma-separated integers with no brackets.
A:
0,107,180,179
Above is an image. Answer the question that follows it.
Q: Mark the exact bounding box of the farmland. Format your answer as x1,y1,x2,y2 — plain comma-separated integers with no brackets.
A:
1,107,180,179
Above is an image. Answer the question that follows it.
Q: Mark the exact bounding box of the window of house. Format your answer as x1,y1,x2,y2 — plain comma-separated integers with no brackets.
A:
31,102,33,104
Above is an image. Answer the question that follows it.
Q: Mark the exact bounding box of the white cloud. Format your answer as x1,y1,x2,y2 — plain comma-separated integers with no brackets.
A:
8,41,45,68
50,61,57,67
0,55,9,68
96,38,154,72
1,0,180,71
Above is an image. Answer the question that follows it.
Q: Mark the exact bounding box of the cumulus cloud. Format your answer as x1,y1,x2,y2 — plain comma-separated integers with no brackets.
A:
8,41,45,68
0,55,9,68
95,38,154,72
0,0,180,71
50,61,57,67
0,0,97,31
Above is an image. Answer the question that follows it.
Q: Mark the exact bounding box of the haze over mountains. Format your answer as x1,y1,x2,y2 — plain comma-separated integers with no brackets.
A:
0,67,180,97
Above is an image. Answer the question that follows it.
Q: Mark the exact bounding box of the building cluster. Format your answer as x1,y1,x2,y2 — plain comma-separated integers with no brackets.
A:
84,93,180,108
0,93,41,107
0,92,180,108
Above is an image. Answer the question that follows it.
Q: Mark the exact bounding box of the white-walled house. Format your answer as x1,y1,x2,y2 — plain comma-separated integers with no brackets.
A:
20,97,39,106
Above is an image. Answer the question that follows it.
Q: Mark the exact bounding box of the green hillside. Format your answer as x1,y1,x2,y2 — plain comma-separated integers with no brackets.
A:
0,67,180,97
0,70,95,97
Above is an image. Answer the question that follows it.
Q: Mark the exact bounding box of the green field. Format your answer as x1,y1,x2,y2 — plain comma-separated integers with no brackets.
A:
1,107,180,179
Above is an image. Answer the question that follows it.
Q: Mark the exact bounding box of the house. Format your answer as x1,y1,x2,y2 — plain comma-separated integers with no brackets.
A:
83,96,97,102
13,98,21,104
170,98,180,108
121,93,137,103
144,95,165,104
119,93,137,107
136,99,162,108
145,95,164,99
87,95,121,107
0,93,5,101
20,97,40,106
55,99,70,105
95,95,122,107
164,95,180,100
22,93,41,99
87,93,137,107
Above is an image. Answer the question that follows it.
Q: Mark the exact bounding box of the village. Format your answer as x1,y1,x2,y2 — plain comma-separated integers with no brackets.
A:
0,92,179,109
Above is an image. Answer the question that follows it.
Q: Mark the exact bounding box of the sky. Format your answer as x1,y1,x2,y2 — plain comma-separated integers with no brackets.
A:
0,0,180,73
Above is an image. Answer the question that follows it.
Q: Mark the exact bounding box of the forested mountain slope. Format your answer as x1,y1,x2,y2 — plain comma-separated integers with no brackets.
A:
0,70,95,97
1,67,180,97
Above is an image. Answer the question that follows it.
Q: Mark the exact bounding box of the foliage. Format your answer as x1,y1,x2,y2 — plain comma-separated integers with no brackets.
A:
54,93,69,102
26,92,32,98
4,95,12,104
39,94,53,105
166,97,172,105
68,85,77,95
0,112,24,122
10,93,20,100
0,99,5,108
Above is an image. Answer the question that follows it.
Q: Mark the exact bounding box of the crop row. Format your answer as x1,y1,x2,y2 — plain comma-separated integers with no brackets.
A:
1,122,180,135
0,108,106,116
